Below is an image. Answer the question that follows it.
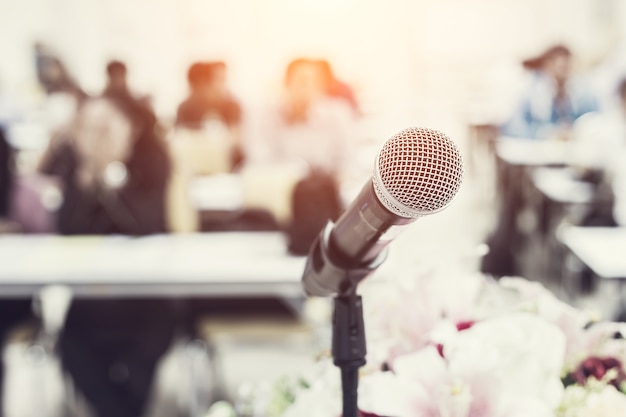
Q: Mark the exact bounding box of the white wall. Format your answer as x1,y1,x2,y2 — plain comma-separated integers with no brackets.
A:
0,0,622,122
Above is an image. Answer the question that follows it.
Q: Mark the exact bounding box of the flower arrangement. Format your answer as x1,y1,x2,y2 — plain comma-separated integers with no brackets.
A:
207,267,626,417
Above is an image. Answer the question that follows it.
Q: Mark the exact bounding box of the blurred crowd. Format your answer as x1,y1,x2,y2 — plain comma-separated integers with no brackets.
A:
1,46,363,238
0,44,362,417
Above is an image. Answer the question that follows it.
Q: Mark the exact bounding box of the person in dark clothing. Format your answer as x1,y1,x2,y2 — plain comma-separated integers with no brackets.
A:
176,61,244,170
0,128,34,417
103,60,155,121
176,62,241,129
0,128,12,218
41,95,177,417
103,60,131,101
45,98,168,235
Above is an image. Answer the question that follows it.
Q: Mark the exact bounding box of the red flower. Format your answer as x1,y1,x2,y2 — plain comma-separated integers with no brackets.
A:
572,356,626,388
456,320,475,331
431,321,476,360
436,343,445,358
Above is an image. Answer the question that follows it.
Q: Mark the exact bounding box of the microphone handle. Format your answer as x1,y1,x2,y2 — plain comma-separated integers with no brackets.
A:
301,181,414,297
329,181,414,266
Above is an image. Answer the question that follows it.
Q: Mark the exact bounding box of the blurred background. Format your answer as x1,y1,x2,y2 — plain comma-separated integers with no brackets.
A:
2,0,626,416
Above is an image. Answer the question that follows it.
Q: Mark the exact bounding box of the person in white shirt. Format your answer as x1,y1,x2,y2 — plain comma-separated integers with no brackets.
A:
244,58,356,253
247,58,354,175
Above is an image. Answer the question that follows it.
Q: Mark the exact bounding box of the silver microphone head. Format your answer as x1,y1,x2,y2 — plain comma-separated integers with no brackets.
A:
372,127,464,218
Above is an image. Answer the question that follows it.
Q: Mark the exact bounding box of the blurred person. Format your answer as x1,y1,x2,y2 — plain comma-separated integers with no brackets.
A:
103,60,156,120
40,96,177,417
0,126,28,233
0,128,12,221
0,128,33,417
34,42,84,100
502,45,598,140
167,62,244,232
42,96,169,234
316,59,360,115
103,60,132,102
246,58,354,254
176,61,244,169
34,43,86,135
484,46,598,277
250,58,353,174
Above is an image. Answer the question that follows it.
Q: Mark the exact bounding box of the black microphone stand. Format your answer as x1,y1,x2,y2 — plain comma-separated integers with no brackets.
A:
332,273,368,417
304,222,387,417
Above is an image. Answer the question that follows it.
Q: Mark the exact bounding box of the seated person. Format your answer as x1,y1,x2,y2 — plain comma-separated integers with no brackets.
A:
103,60,133,102
176,61,243,170
168,62,245,232
501,44,598,140
0,127,12,222
0,128,33,417
103,60,156,122
316,59,360,116
246,58,354,253
484,46,598,276
41,95,177,417
249,58,353,175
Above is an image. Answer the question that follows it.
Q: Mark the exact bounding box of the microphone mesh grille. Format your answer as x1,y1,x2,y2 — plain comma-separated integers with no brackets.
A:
373,127,464,218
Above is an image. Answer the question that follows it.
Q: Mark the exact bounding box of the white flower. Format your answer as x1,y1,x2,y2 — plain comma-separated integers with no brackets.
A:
359,370,430,417
360,270,486,369
582,322,626,365
281,362,341,417
360,313,565,417
578,385,626,417
482,277,592,369
446,313,566,411
359,346,458,417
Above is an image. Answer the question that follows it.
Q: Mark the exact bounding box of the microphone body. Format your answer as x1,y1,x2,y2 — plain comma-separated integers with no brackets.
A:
330,181,414,264
301,127,464,297
302,182,413,296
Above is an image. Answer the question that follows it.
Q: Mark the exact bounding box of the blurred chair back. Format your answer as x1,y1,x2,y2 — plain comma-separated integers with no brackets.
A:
166,124,233,233
241,163,307,227
169,124,233,176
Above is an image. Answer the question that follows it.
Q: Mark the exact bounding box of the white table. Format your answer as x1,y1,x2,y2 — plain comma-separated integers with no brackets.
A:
496,137,573,166
558,226,626,279
0,232,308,409
0,232,307,298
531,167,594,205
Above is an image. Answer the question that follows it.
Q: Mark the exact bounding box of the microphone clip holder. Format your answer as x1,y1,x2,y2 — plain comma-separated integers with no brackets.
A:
303,221,386,417
325,223,386,417
302,222,386,297
333,278,367,417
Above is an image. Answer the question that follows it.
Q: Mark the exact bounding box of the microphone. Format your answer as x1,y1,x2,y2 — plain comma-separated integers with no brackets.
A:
301,127,464,296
